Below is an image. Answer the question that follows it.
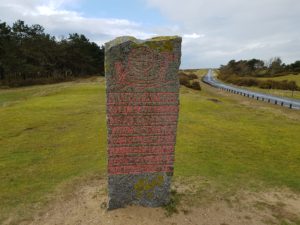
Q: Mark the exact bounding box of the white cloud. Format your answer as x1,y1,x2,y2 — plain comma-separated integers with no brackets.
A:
0,0,155,46
183,33,205,39
35,5,79,16
146,0,300,68
1,0,299,68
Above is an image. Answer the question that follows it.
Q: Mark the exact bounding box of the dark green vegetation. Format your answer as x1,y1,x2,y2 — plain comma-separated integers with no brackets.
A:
178,71,201,90
219,58,300,91
0,20,104,87
1,72,300,223
163,189,181,216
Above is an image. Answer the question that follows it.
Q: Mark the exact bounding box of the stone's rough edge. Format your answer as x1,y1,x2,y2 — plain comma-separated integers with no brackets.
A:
105,35,182,51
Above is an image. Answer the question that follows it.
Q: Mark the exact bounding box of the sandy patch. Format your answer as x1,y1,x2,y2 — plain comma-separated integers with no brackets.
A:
13,176,300,225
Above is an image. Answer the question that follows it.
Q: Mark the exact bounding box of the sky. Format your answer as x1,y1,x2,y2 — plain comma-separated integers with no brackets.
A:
0,0,299,68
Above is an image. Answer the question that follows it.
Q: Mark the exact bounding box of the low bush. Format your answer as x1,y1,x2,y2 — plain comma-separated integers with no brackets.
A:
188,73,198,80
218,74,299,91
191,81,201,90
163,189,181,216
178,72,201,91
179,75,191,87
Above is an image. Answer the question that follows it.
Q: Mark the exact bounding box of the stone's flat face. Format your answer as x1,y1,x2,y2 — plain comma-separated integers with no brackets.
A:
105,36,181,209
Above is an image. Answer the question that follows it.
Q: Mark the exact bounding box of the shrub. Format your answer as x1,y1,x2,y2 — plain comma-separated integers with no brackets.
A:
218,72,300,91
258,80,272,89
179,75,191,87
178,71,201,90
190,81,201,90
163,189,181,216
188,73,198,80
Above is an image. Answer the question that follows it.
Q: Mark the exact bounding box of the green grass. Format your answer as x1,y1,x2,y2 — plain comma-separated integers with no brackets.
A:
251,74,300,99
1,74,300,223
237,85,300,100
182,69,208,78
221,73,300,100
257,74,300,86
0,78,107,222
175,85,300,189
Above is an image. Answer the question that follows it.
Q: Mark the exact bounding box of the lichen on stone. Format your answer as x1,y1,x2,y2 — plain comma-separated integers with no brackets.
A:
134,175,164,199
150,36,180,41
143,41,174,52
105,36,137,51
105,36,181,53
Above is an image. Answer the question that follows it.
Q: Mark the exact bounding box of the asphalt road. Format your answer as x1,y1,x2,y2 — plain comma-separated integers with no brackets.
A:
203,69,300,110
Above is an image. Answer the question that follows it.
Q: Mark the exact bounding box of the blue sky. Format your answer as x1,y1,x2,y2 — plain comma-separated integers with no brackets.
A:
67,0,167,25
1,0,300,68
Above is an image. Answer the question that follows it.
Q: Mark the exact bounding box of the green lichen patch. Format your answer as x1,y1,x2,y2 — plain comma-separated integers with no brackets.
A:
135,36,181,52
105,36,137,51
105,36,181,52
150,36,180,41
130,41,174,52
134,175,164,199
104,61,110,74
144,40,174,52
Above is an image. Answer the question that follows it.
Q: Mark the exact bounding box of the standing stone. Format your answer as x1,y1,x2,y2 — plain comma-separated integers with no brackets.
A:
105,36,181,209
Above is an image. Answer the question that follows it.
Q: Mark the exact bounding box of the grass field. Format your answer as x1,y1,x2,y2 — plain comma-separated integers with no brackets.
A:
1,72,300,223
257,74,300,86
220,73,300,100
241,86,300,100
0,79,107,223
252,74,300,100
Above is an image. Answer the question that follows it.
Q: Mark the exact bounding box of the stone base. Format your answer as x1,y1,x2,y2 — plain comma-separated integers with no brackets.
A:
108,172,172,209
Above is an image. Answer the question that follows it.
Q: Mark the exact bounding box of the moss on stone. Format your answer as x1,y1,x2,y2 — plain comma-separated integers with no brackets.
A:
104,61,110,73
150,36,179,41
134,175,164,199
145,40,174,52
105,36,137,51
105,36,181,52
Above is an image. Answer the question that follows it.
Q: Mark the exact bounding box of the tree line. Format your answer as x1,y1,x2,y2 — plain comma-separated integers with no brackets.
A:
218,58,300,91
0,20,104,87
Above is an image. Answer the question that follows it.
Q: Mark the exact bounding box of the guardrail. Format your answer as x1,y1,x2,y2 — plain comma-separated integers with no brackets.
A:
202,70,300,110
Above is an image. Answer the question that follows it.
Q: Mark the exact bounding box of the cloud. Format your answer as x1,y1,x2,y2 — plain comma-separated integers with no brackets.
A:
1,0,299,68
0,0,155,46
146,0,300,68
183,33,205,39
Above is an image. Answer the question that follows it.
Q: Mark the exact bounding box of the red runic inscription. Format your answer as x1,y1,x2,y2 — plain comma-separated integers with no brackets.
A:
107,44,179,175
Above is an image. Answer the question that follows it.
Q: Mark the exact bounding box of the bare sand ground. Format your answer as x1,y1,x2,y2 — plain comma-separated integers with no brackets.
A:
11,175,300,225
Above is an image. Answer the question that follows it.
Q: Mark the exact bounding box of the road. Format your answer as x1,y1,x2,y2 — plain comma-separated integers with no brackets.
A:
202,69,300,110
